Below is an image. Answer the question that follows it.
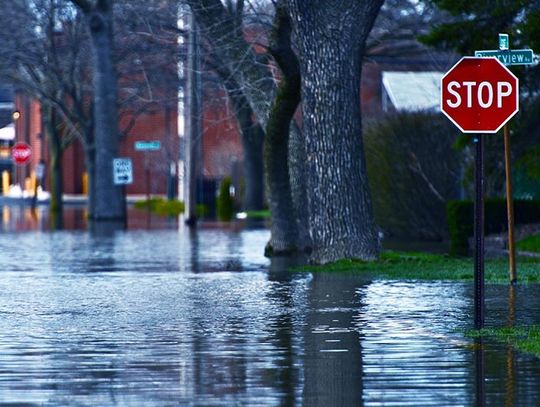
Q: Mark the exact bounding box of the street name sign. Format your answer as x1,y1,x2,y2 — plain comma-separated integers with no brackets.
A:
441,57,519,133
474,49,534,66
134,140,161,151
113,158,133,185
11,142,32,166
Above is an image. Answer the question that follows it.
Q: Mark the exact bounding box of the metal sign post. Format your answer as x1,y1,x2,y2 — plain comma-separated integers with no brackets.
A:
441,56,520,329
473,136,485,329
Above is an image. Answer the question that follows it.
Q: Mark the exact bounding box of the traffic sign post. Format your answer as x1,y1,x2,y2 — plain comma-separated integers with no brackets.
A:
113,158,133,185
441,56,521,328
473,34,535,284
134,140,162,203
11,142,32,166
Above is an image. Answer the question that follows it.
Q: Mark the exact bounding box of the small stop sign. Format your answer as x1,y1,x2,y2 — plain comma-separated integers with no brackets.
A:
441,57,519,133
11,142,32,166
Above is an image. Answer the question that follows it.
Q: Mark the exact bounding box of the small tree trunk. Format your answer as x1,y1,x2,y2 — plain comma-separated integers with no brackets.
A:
85,1,125,221
84,145,96,219
226,89,265,211
43,105,63,216
264,3,302,255
287,0,383,264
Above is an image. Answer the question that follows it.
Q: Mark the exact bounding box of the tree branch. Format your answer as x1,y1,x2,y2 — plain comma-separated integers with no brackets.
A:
69,0,93,13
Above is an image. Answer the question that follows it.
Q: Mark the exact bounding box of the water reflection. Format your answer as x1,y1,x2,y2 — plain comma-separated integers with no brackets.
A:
475,337,485,407
1,217,540,405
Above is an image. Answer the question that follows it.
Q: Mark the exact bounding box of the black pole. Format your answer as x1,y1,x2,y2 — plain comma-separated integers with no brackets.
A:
474,135,485,329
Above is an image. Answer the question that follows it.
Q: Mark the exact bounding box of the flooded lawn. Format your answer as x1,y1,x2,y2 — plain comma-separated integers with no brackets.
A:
1,205,540,405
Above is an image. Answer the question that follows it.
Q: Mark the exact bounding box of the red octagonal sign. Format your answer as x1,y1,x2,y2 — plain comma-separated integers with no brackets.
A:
441,57,519,133
11,142,32,166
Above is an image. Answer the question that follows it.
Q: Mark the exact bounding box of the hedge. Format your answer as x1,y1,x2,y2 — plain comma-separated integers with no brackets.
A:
446,199,540,255
216,176,234,221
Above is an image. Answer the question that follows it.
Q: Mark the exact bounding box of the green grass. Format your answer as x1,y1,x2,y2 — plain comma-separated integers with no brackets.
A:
133,198,184,217
517,232,540,253
297,251,540,283
467,326,540,357
244,210,271,219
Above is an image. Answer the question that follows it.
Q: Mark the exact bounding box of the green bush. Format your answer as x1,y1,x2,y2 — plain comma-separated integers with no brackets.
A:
364,112,461,240
446,199,540,255
216,176,234,221
134,198,184,217
196,204,209,218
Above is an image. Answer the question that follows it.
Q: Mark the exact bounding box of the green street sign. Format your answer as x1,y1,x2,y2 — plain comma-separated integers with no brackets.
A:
474,49,534,66
134,140,161,151
499,33,509,50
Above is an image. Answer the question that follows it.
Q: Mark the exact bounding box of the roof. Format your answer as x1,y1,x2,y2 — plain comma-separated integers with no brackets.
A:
382,71,443,112
0,123,15,141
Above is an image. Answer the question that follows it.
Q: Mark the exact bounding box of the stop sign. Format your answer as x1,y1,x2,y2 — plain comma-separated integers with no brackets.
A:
441,57,519,133
11,142,32,165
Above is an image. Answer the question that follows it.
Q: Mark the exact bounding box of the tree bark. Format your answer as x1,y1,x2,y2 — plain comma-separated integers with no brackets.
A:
264,3,302,255
81,0,125,221
286,0,383,264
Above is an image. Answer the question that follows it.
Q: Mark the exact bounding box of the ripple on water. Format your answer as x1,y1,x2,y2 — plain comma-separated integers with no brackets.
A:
1,229,540,405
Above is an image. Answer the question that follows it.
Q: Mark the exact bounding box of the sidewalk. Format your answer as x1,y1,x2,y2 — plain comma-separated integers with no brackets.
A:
0,194,157,206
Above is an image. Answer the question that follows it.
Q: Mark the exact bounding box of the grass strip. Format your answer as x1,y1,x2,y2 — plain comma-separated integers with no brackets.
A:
517,233,540,253
296,251,540,283
244,210,271,219
467,326,540,358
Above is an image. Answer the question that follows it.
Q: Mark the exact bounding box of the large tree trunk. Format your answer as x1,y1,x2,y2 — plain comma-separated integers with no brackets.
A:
83,0,125,221
289,123,311,250
286,1,383,264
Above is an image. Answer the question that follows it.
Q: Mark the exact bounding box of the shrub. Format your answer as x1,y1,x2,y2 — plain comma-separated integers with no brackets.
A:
446,199,540,255
216,176,234,221
364,112,462,240
134,198,185,217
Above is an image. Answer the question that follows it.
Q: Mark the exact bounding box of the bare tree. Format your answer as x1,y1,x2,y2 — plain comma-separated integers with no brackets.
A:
68,0,125,222
0,0,178,222
0,0,91,216
182,0,309,254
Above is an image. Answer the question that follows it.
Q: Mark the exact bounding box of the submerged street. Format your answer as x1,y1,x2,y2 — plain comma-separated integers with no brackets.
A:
0,207,539,405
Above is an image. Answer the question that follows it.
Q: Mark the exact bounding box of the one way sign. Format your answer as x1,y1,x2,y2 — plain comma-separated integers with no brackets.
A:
113,158,133,185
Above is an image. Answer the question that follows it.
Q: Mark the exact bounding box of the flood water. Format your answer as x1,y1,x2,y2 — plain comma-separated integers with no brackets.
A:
1,205,540,406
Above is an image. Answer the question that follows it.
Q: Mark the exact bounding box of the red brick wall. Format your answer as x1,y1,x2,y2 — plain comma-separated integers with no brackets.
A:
202,83,243,179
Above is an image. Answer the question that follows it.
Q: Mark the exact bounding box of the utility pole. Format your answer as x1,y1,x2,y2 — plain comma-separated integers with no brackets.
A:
184,11,202,227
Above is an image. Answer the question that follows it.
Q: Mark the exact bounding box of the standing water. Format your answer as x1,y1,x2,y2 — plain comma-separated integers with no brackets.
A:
1,205,540,406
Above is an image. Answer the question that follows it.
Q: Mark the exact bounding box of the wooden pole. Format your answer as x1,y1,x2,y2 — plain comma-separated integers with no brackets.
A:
503,124,517,284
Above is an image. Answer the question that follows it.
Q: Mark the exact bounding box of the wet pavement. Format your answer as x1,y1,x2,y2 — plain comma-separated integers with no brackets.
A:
0,205,540,406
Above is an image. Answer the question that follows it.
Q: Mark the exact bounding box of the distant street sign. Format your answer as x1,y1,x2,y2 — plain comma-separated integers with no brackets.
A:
474,49,534,66
499,33,509,51
11,142,32,166
134,140,161,151
113,158,133,185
